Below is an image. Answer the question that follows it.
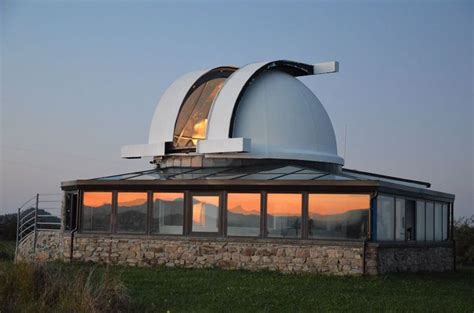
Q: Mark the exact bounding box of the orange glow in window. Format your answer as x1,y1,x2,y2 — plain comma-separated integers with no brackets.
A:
308,194,370,216
117,192,147,207
267,194,302,217
153,192,184,202
83,192,112,208
227,193,261,215
192,196,219,225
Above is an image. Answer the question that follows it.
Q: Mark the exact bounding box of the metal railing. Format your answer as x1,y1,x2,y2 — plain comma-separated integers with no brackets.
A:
15,193,62,261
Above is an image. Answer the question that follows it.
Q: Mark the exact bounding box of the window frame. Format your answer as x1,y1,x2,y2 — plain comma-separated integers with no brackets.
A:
375,193,453,243
425,201,435,241
150,191,186,236
64,191,79,232
80,190,114,234
187,191,223,237
265,192,304,239
76,188,452,243
376,194,396,241
115,191,149,235
225,192,262,238
416,200,426,242
307,193,371,241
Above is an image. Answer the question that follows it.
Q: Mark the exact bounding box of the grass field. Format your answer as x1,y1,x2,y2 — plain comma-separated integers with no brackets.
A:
1,240,473,312
118,265,474,312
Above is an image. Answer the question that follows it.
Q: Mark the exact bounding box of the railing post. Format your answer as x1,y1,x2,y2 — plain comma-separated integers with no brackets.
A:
33,193,39,257
15,207,20,263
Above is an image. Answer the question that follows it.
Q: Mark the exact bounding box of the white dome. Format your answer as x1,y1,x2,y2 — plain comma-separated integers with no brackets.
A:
121,59,343,165
231,70,343,165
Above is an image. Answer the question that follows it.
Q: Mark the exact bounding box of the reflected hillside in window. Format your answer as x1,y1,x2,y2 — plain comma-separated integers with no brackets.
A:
227,193,260,237
309,194,369,239
267,194,302,238
152,193,184,235
82,192,112,232
117,192,147,233
192,196,219,232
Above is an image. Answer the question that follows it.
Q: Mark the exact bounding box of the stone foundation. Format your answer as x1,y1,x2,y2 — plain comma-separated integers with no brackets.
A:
16,230,454,275
16,230,67,262
376,243,454,273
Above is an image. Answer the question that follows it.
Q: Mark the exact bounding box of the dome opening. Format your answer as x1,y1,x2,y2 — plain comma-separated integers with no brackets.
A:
172,67,236,151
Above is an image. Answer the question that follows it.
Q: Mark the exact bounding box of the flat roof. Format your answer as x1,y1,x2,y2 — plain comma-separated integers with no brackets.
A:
61,164,455,202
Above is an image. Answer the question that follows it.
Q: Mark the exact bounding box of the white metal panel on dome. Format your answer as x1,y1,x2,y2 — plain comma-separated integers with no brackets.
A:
230,70,344,164
205,60,338,141
205,61,267,141
121,70,207,158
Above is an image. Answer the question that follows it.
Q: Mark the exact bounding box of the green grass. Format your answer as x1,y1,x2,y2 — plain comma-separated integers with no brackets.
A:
1,238,473,313
115,266,474,312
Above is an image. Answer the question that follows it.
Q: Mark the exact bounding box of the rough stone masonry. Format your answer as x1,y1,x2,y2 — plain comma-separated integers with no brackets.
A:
16,230,454,275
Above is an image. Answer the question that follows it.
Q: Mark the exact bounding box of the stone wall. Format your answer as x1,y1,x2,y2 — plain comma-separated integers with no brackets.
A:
377,243,454,274
16,230,65,262
70,236,370,275
15,230,454,275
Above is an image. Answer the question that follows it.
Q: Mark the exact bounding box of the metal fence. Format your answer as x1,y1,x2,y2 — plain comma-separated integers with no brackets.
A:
15,193,62,261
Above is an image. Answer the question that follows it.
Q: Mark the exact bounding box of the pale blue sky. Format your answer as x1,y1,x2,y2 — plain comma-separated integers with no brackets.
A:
1,1,473,216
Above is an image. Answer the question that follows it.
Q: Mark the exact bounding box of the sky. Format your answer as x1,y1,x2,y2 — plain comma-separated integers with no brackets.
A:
1,0,473,217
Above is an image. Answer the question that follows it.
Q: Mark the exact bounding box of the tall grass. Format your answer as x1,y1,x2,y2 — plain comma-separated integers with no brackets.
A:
0,262,129,313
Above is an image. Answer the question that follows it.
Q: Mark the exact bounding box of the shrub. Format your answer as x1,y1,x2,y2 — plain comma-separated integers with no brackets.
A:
0,262,129,313
454,215,474,266
0,241,16,261
0,214,17,241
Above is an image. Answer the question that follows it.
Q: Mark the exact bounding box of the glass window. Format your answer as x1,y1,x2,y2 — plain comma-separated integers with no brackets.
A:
434,202,443,241
442,204,448,240
65,192,78,231
173,78,226,148
395,198,406,241
152,193,184,235
227,193,261,237
308,194,369,240
416,201,426,241
267,193,302,238
405,200,416,241
82,192,112,232
117,192,147,233
426,202,434,241
192,195,220,233
376,195,394,241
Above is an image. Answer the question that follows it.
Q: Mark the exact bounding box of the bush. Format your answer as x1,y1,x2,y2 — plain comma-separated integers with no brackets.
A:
0,214,17,241
454,215,474,266
0,262,129,313
0,241,16,261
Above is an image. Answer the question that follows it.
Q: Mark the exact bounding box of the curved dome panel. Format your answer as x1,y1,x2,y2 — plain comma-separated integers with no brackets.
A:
232,70,344,165
148,70,207,145
206,60,314,140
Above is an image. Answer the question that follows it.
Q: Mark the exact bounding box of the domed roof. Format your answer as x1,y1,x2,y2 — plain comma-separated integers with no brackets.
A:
121,60,344,166
231,70,342,164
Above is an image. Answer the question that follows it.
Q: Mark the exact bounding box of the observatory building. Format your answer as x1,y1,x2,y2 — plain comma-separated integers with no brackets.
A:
22,60,455,274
